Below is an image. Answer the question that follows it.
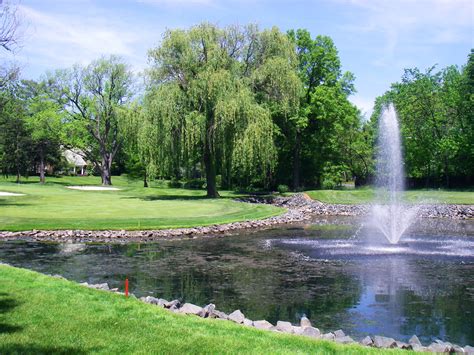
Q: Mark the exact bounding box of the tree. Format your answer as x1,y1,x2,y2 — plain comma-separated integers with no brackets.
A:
0,87,32,182
120,102,150,187
372,50,474,187
284,29,362,189
53,56,133,185
145,23,300,197
22,80,62,184
0,0,20,52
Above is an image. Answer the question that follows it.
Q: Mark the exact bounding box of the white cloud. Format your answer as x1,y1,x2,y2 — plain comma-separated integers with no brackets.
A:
337,0,474,66
17,4,149,72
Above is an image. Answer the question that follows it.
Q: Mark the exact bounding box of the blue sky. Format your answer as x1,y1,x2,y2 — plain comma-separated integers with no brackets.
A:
5,0,474,116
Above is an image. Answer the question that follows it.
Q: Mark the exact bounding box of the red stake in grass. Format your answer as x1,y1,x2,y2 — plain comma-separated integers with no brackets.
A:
125,278,129,298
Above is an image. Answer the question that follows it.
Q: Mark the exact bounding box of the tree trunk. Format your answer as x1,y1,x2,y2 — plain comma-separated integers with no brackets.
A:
143,172,148,188
39,148,45,184
101,167,112,185
101,155,113,185
203,141,219,198
292,131,301,191
16,171,20,183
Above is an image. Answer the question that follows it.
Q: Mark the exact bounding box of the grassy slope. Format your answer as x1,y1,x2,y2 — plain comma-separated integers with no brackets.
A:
0,176,283,231
0,265,399,354
305,188,474,205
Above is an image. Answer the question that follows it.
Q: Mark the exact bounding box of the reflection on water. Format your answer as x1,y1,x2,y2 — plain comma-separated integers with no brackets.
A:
0,216,473,345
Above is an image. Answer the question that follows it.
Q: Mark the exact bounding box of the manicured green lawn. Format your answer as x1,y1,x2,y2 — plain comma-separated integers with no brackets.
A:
0,265,399,354
0,176,283,231
305,188,474,205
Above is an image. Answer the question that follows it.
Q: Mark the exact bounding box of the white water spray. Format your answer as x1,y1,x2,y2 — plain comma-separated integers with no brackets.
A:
371,104,418,244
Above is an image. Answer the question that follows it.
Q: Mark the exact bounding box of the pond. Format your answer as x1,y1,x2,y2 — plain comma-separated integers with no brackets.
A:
1,216,473,346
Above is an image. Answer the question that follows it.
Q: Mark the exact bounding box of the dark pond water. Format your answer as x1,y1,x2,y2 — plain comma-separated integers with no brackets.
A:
1,216,473,346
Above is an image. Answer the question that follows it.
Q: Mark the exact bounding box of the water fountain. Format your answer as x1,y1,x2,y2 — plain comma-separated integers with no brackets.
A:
371,103,418,244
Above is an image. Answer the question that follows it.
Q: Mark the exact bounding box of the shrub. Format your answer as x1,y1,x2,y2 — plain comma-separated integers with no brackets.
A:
168,179,182,188
183,178,206,189
277,184,289,193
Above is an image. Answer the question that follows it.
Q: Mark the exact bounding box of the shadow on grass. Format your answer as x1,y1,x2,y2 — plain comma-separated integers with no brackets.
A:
123,194,238,201
0,199,31,207
0,293,23,335
0,344,96,354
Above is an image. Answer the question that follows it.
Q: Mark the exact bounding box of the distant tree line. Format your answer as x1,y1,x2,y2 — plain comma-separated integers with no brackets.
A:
372,49,474,188
0,18,472,193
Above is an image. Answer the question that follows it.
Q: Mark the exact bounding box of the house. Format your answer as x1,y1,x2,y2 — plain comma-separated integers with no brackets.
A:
63,149,88,175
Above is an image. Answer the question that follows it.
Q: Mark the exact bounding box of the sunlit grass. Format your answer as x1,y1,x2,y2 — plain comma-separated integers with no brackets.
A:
0,265,401,354
305,188,474,205
0,176,283,231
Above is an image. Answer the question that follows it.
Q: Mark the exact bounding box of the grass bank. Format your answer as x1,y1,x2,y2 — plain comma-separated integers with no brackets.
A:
0,176,283,231
0,264,399,354
305,188,474,205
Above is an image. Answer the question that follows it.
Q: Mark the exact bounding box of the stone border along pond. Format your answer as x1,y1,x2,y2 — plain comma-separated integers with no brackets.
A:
50,277,472,353
0,193,472,242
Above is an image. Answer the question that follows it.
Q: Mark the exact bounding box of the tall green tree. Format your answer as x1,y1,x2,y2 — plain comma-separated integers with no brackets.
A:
0,87,32,182
284,29,363,189
145,23,300,197
372,50,473,187
52,56,133,185
23,81,62,184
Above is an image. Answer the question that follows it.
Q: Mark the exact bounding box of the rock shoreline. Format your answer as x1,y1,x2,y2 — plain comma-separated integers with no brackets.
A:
76,279,474,353
0,193,472,242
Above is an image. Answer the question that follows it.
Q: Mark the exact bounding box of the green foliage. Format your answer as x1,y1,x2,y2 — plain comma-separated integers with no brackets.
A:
372,50,474,187
51,55,133,185
145,23,300,196
277,184,289,193
0,81,32,181
277,29,371,190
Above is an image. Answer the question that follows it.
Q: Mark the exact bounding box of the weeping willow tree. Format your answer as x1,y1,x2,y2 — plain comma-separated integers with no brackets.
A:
145,23,300,197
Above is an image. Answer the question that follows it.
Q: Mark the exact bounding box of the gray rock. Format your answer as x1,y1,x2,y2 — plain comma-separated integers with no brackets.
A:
453,345,465,353
395,341,412,350
409,335,422,346
464,345,474,354
373,335,397,348
276,321,294,333
302,326,320,338
228,310,245,324
412,344,429,352
89,283,109,290
335,336,355,344
243,318,253,327
428,342,451,353
322,333,335,341
292,326,304,335
360,336,373,346
179,303,203,315
200,303,215,318
165,299,180,309
209,309,228,320
141,296,164,306
333,329,345,338
300,316,312,328
253,320,273,330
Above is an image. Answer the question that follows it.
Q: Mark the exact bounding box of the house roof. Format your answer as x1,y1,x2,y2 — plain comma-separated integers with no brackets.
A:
63,149,87,167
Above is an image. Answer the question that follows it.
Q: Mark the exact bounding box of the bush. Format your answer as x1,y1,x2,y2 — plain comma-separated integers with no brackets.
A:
321,164,347,189
168,179,182,188
183,178,206,189
277,184,289,193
